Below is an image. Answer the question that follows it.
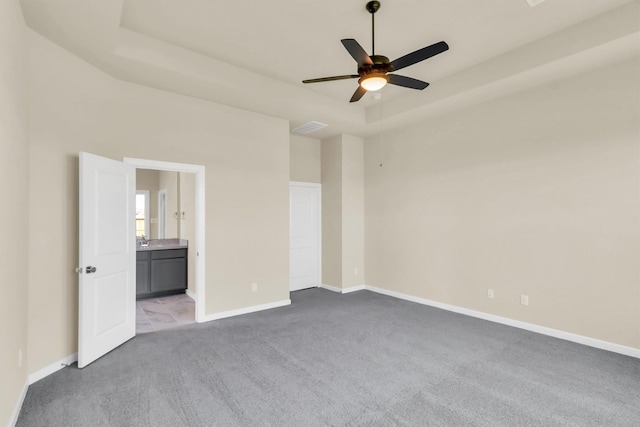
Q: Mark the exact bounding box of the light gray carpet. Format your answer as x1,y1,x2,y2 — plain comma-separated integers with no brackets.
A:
17,289,640,426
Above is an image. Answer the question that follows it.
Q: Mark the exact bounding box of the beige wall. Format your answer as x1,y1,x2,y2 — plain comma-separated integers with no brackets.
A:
290,134,321,183
321,134,365,289
341,135,365,288
365,58,640,349
159,170,178,238
26,29,290,373
321,136,342,286
136,169,159,238
0,1,29,423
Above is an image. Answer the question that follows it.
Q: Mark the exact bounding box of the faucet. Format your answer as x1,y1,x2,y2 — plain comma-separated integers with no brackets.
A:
138,235,149,247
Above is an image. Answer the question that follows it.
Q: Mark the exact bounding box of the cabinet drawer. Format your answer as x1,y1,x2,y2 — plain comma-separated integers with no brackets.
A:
136,251,150,261
151,248,187,260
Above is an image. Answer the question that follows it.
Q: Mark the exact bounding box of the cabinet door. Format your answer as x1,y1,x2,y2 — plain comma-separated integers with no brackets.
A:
136,259,150,297
150,258,187,293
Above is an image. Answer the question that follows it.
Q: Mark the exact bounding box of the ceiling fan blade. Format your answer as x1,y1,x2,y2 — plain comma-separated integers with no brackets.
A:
350,86,367,103
389,41,449,72
303,75,360,84
341,39,373,67
387,74,430,90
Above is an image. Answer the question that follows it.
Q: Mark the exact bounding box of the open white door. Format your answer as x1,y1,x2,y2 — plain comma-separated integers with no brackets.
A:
78,152,136,368
290,182,321,291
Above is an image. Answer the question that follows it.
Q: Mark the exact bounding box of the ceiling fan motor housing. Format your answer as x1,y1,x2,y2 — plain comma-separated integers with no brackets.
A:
358,53,390,90
358,55,390,76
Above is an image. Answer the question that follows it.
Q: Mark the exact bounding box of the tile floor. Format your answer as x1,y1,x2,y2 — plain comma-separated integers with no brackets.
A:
136,293,195,334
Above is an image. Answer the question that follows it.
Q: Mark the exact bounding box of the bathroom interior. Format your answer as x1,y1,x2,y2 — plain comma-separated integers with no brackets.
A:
135,169,196,333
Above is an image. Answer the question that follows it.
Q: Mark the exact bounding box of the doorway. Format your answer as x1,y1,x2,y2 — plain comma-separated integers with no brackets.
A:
124,158,206,324
78,154,206,367
136,294,196,333
290,182,321,291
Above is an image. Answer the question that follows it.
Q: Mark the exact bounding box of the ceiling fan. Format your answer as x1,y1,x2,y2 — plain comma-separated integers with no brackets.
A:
302,1,449,103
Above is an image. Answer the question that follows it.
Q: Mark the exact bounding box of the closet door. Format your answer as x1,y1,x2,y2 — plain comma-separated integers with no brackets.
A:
290,182,321,291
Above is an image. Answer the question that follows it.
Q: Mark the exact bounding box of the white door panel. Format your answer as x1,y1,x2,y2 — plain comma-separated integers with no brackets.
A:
93,272,128,335
79,152,136,368
290,183,321,291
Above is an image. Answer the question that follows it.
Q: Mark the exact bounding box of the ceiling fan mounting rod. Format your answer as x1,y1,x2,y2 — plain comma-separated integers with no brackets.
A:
366,1,380,55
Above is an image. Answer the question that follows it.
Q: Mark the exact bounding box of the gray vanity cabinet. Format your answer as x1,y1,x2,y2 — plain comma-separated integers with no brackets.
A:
136,248,187,299
136,251,151,297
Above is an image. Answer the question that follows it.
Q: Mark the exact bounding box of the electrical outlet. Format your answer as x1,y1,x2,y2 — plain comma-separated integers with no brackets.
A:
18,349,23,368
521,295,529,306
354,268,359,276
251,282,257,292
487,289,495,299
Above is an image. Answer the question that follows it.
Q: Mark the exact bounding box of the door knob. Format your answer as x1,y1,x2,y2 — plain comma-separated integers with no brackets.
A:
86,266,97,274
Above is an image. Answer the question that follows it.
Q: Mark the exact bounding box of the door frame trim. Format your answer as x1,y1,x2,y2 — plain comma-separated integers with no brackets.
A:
157,189,168,239
124,157,206,323
289,181,322,292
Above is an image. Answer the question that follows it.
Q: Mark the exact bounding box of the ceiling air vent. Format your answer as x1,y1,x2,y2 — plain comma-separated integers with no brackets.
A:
292,121,328,135
526,0,545,7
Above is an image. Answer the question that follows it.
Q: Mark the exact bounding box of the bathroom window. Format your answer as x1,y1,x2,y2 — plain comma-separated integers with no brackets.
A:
136,190,150,237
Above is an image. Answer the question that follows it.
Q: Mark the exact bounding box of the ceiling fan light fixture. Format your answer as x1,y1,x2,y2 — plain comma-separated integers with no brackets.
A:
360,75,387,91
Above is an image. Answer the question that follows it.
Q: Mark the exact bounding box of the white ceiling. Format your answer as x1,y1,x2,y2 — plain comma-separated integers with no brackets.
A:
19,0,640,139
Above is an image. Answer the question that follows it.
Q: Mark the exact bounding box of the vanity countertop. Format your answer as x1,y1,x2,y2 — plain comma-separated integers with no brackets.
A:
136,238,188,251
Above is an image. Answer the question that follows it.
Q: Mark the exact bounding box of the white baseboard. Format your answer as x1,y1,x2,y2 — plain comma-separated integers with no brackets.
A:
185,289,196,300
201,299,291,322
320,283,342,293
320,284,366,294
342,285,365,294
364,285,640,359
28,353,78,385
10,378,29,427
